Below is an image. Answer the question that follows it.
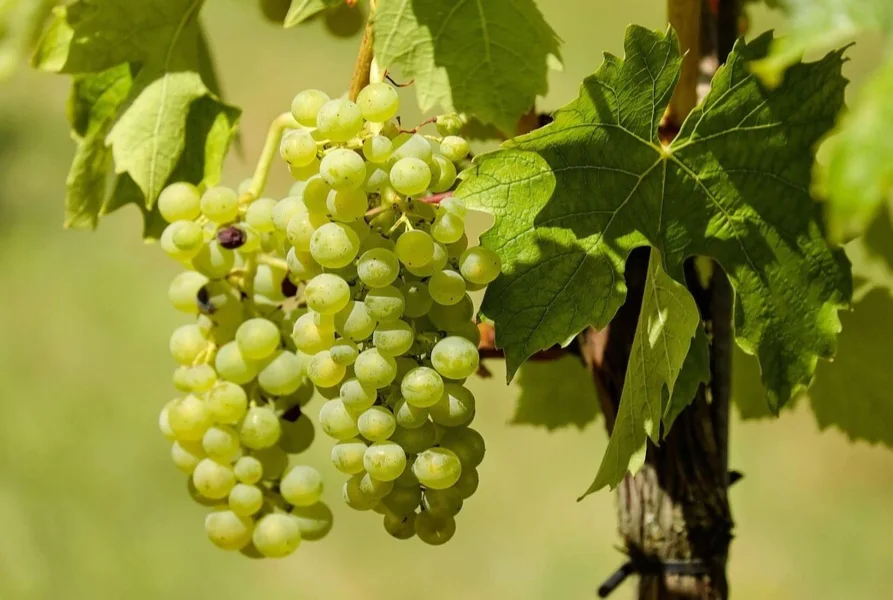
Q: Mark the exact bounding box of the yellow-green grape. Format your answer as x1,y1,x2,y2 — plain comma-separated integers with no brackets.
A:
372,320,414,357
383,512,416,540
202,425,242,462
429,269,467,306
415,512,456,546
292,312,335,354
329,338,359,365
307,350,347,388
239,406,281,449
280,465,324,507
326,188,368,223
172,367,192,393
357,82,400,122
430,336,480,380
459,247,502,285
289,157,321,181
182,364,217,392
390,157,431,196
358,405,397,442
192,241,235,278
390,133,434,164
304,273,351,315
168,271,209,314
413,447,462,490
435,113,463,136
253,263,287,305
423,487,463,518
445,232,469,258
234,455,264,484
334,301,377,342
404,241,448,278
279,415,315,454
280,129,318,167
286,210,328,252
431,210,465,244
359,472,394,499
245,197,278,233
200,186,239,223
258,351,305,396
363,441,407,481
302,175,331,214
171,220,205,254
319,399,360,440
354,348,398,389
451,320,482,346
364,165,391,193
394,398,429,429
440,136,470,162
382,484,422,517
291,89,331,127
320,148,367,191
364,286,405,321
346,218,371,243
272,196,306,233
169,394,212,440
169,324,208,365
401,281,433,318
316,98,363,142
439,427,485,468
400,366,444,408
363,135,393,164
339,378,376,412
440,197,467,218
391,421,437,454
171,440,205,474
193,458,237,499
343,474,380,511
395,229,434,268
429,384,475,427
331,437,368,474
309,222,361,268
235,318,281,360
158,182,202,222
357,248,400,288
160,222,200,261
229,483,264,516
453,467,479,498
290,503,334,541
159,400,178,439
253,446,289,480
429,294,474,330
429,155,457,193
205,509,254,551
207,381,249,424
286,248,323,280
252,513,301,558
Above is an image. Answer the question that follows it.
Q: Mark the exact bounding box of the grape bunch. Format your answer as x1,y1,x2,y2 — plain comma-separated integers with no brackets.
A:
157,181,333,559
282,83,500,545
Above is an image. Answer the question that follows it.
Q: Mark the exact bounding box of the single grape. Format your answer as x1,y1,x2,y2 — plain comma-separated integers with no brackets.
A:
358,405,397,442
171,440,205,474
354,474,391,501
362,135,393,164
429,294,474,331
317,98,363,142
272,196,306,233
445,232,469,258
404,241,448,278
290,503,334,541
364,286,405,321
440,136,470,162
431,211,465,244
383,511,416,540
429,384,475,427
169,394,212,440
279,415,315,454
318,399,360,440
431,336,480,380
393,398,430,429
390,157,431,196
258,350,304,396
414,512,456,546
158,182,201,222
304,273,351,315
391,421,437,453
331,437,368,474
429,155,458,193
401,281,434,318
334,301,377,342
280,465,324,507
395,229,434,267
205,509,254,551
280,129,318,167
394,461,419,487
343,474,379,511
291,89,330,127
440,197,467,218
453,467,479,498
382,485,422,517
253,446,289,480
229,483,264,516
364,165,391,193
169,324,209,365
289,157,320,181
193,458,237,499
339,378,377,413
239,406,281,450
302,175,331,214
354,348,398,389
244,197,277,233
450,320,482,346
326,188,368,223
200,186,239,224
159,400,178,440
459,247,502,285
168,271,209,314
413,448,462,490
357,248,400,288
329,338,359,365
363,441,407,481
390,133,434,164
400,366,444,408
357,82,400,122
234,455,264,484
423,487,463,518
286,210,328,252
286,248,323,280
440,427,485,468
235,318,281,360
207,381,249,424
292,312,335,354
309,222,360,268
428,270,467,306
254,262,288,304
307,350,347,388
202,424,241,462
161,221,203,260
372,320,414,357
183,365,217,395
435,113,463,136
253,513,301,558
192,241,235,278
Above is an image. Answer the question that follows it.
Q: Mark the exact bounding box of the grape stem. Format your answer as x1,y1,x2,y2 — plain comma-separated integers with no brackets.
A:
348,0,378,101
241,112,300,203
256,254,289,272
419,192,453,205
400,116,437,134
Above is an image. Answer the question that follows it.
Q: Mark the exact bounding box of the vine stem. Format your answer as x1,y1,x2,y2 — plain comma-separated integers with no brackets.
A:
348,0,378,101
241,112,299,203
419,192,453,205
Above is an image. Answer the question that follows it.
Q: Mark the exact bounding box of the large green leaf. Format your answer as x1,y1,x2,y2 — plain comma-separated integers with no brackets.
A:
372,0,560,133
513,354,600,431
583,250,707,494
459,26,851,411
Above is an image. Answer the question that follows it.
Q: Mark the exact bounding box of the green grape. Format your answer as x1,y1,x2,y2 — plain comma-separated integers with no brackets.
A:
364,165,391,192
192,241,235,278
319,399,360,440
431,336,480,380
168,271,209,314
453,467,479,498
185,364,217,392
309,222,360,268
169,324,208,366
359,472,394,499
354,348,398,389
286,248,323,280
202,425,241,462
205,382,247,424
357,248,400,288
172,367,192,393
289,157,320,181
390,157,432,196
229,483,264,516
383,512,416,540
200,186,239,223
286,210,328,252
363,441,407,481
169,394,212,441
459,247,502,285
404,241,448,278
245,197,277,233
305,273,351,315
258,351,304,396
272,196,306,233
401,281,434,318
280,128,318,167
169,220,204,253
440,427,485,468
187,478,219,508
343,474,380,511
440,136,470,162
413,448,462,490
253,263,287,304
160,400,177,439
239,406,281,450
280,465,324,507
431,211,465,244
290,503,334,541
429,384,475,427
445,232,468,258
334,301,377,341
367,209,399,236
193,458,237,499
292,312,335,354
391,421,437,453
428,270,467,306
382,485,422,517
415,512,456,546
331,437,368,474
319,149,366,191
450,320,482,346
440,197,467,218
362,135,393,163
395,230,434,267
291,89,330,127
307,350,347,388
253,446,289,480
171,440,205,474
429,294,474,331
326,188,368,223
234,455,264,484
279,415,315,454
252,513,301,558
317,98,363,142
160,222,200,261
313,311,336,333
429,155,457,193
390,133,434,164
158,182,201,222
423,487,463,518
347,216,371,243
394,460,419,487
235,318,281,360
205,509,254,551
394,398,430,429
364,286,405,321
357,82,400,122
400,366,444,408
358,406,397,442
372,320,414,357
435,113,463,136
339,378,376,412
329,338,359,365
302,175,331,214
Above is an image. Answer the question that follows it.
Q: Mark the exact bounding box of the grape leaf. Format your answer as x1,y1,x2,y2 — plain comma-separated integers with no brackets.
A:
512,354,600,431
33,0,239,210
284,0,342,28
372,0,561,133
663,325,709,433
581,250,705,495
459,26,852,411
0,0,55,80
847,201,893,300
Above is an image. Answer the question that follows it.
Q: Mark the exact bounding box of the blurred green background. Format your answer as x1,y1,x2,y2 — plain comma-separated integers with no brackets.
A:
1,1,892,599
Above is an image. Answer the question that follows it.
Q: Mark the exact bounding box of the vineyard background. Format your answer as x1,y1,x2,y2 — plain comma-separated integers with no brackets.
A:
1,1,892,598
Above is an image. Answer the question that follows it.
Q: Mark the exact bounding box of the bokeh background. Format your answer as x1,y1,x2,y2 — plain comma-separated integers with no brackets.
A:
1,1,892,599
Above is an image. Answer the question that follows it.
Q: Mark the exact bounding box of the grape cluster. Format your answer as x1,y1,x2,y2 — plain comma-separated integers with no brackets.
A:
283,83,500,544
